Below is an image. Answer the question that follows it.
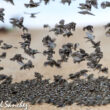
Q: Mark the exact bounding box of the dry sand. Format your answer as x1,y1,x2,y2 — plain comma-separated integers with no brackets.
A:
0,27,110,110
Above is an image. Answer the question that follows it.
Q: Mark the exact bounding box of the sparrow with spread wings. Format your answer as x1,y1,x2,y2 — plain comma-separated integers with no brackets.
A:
24,0,40,8
24,12,40,18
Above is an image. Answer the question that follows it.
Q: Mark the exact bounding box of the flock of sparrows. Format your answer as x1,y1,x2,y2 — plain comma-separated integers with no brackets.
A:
0,0,110,74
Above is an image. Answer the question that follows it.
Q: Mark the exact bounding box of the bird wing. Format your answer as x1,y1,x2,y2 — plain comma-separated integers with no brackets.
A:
32,12,40,15
86,32,95,40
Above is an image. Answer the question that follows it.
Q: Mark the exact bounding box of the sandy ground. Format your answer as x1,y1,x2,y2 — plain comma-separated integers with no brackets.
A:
0,27,110,110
